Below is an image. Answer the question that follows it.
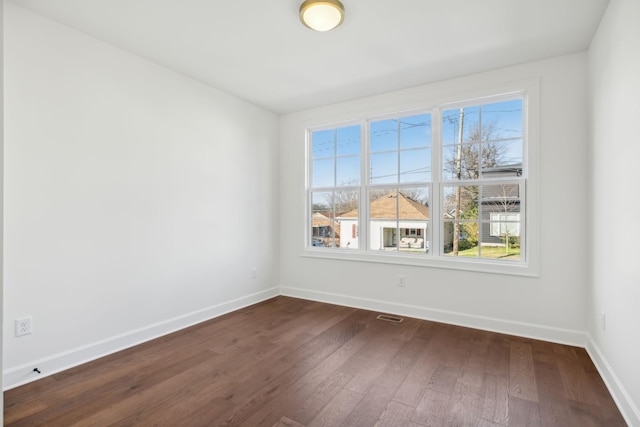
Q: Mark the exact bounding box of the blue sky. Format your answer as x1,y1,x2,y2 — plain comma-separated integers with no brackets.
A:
311,98,523,189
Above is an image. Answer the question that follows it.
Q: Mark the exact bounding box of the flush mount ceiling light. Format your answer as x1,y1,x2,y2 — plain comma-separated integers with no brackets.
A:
299,0,345,32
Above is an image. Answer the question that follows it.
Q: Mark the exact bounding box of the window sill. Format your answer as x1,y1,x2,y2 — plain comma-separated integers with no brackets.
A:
301,248,539,277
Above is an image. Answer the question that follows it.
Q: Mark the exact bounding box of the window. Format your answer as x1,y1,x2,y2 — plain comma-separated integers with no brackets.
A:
306,91,531,272
309,124,361,249
441,98,524,261
367,113,431,253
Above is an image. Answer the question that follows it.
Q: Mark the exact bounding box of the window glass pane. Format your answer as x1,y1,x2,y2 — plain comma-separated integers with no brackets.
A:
400,114,431,149
398,188,430,219
443,185,479,219
336,125,361,157
311,192,332,247
336,156,360,186
479,221,520,260
312,158,334,188
400,149,431,183
443,220,479,257
369,189,397,220
311,191,341,248
398,187,430,253
442,143,479,181
443,185,479,256
370,119,398,152
442,106,480,145
481,140,523,174
482,99,523,140
481,182,521,213
479,182,522,260
334,189,359,216
370,151,398,184
462,106,481,142
369,189,398,251
481,182,521,256
441,110,460,145
489,214,520,237
311,192,332,216
335,190,359,249
311,129,334,159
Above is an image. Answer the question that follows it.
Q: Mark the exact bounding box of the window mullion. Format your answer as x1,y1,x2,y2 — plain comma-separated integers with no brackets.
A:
361,120,369,251
431,106,442,257
332,129,338,247
396,119,401,251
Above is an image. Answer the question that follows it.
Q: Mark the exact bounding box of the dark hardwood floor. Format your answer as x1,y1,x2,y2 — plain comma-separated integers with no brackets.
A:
4,296,626,426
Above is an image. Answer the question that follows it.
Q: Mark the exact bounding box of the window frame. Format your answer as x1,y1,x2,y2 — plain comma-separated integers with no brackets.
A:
303,80,540,277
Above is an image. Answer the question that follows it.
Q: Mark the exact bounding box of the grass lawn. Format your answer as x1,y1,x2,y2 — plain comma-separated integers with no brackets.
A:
453,245,520,259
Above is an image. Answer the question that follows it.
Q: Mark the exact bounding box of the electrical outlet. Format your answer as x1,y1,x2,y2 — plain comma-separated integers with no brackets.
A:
601,312,606,331
252,269,257,279
397,275,406,287
16,316,33,337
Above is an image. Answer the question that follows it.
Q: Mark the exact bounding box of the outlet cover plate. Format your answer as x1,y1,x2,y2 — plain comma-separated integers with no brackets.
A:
16,316,33,337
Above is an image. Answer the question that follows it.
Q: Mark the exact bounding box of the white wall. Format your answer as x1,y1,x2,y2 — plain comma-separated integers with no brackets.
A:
588,0,640,424
280,54,589,344
3,3,279,388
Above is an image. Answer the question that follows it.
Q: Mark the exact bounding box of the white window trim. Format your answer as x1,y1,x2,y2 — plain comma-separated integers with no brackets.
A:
303,79,540,277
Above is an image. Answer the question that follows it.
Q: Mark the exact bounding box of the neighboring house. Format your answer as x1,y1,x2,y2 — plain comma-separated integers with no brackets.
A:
481,164,522,246
338,192,429,251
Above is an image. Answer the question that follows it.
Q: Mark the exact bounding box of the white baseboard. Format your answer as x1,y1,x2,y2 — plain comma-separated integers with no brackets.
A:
280,286,586,347
3,287,279,390
586,336,640,427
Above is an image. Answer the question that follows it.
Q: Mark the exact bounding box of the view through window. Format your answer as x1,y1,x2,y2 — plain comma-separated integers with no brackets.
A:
308,94,525,264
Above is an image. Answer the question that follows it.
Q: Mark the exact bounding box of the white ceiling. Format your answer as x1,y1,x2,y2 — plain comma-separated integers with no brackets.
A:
9,0,609,114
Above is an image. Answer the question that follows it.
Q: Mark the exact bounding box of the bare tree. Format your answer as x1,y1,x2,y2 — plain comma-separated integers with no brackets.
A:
330,190,359,215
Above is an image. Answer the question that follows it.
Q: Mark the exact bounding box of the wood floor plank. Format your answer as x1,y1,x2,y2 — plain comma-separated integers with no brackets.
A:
480,373,509,425
531,342,576,427
341,368,408,426
508,341,539,402
476,417,508,427
446,378,484,426
272,416,305,427
288,371,354,426
392,326,450,407
240,353,356,425
508,395,543,427
426,364,460,395
306,388,363,427
374,401,416,427
412,388,451,425
3,297,627,427
387,336,430,374
538,401,578,427
344,336,405,394
484,334,511,378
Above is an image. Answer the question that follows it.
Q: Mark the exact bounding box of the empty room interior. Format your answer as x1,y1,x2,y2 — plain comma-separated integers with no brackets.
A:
2,0,639,425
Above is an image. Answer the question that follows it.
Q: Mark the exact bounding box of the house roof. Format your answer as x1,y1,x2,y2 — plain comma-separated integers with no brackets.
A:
312,212,334,227
339,192,429,220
